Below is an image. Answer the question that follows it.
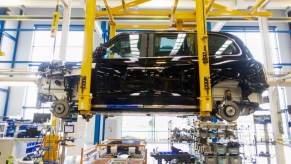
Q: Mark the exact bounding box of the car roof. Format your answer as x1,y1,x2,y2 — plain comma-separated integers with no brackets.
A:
102,30,252,58
114,31,238,40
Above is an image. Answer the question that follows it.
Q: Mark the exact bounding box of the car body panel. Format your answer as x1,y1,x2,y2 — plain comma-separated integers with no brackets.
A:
90,32,268,112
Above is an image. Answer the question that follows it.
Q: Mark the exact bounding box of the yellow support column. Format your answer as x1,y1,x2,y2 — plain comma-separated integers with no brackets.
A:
78,0,96,117
0,51,4,56
196,0,212,117
110,23,116,39
176,19,183,30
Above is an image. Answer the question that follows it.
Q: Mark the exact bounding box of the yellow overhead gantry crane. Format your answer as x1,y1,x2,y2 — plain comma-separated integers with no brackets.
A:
78,0,271,119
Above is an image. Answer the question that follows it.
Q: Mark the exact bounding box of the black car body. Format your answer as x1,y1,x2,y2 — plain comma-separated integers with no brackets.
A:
89,31,268,120
38,31,268,121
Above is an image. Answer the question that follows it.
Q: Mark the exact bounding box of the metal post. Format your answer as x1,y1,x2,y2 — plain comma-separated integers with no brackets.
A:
263,123,271,164
258,16,286,164
101,21,108,42
110,23,116,39
94,114,101,144
59,1,72,162
60,120,66,164
58,0,72,60
0,8,6,56
196,0,212,117
102,116,106,141
78,0,96,116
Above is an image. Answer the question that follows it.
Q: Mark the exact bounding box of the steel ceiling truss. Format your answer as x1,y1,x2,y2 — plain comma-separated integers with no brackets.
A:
95,0,272,30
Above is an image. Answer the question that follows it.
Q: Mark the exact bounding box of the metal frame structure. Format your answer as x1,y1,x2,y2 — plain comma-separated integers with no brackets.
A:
77,0,272,118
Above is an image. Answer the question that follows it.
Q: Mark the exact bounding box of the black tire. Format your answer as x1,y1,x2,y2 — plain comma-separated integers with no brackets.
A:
218,101,240,122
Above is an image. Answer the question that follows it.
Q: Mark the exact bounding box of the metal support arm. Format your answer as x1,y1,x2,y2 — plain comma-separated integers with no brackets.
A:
196,0,212,117
78,0,96,117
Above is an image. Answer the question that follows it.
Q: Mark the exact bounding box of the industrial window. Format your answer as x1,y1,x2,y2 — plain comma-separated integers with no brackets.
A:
31,31,84,62
224,27,280,64
227,28,284,111
103,34,141,58
122,115,188,142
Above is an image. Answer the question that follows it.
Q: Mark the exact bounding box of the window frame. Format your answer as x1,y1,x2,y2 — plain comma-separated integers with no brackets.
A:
208,33,242,57
152,32,242,57
103,33,145,59
153,33,192,57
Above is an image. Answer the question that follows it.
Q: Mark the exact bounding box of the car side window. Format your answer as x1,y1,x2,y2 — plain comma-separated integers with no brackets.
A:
104,34,141,59
208,34,240,56
154,33,194,56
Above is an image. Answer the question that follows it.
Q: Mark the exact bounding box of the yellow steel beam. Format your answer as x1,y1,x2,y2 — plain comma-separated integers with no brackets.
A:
110,23,116,38
209,10,271,17
206,0,216,14
206,0,231,12
176,19,183,30
116,24,196,30
172,0,179,15
96,10,172,17
176,11,271,22
78,0,96,116
96,10,271,18
171,0,179,24
103,0,115,24
122,0,126,10
106,0,150,13
116,24,170,30
250,0,269,14
196,0,212,117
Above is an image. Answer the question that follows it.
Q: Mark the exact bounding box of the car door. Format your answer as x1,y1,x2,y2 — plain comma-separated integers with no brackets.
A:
91,33,148,105
145,32,199,106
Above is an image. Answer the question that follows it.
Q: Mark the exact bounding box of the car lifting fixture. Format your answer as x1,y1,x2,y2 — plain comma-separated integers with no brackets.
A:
196,0,212,117
78,0,272,119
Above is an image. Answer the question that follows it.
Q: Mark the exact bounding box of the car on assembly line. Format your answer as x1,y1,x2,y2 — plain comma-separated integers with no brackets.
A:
38,31,269,122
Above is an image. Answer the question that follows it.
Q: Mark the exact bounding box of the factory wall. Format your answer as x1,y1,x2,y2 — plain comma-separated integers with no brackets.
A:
5,8,102,117
1,7,103,146
224,10,291,108
0,8,20,116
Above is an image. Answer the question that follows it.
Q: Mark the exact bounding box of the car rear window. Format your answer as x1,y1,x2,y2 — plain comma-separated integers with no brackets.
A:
208,34,240,56
154,33,240,57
